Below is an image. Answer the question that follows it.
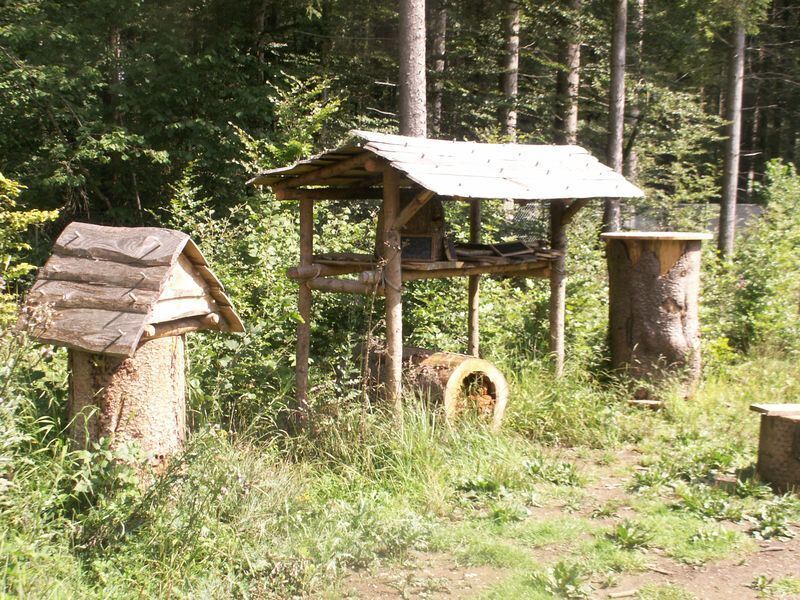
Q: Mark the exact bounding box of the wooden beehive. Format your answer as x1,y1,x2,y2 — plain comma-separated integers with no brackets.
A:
28,222,244,355
26,222,244,466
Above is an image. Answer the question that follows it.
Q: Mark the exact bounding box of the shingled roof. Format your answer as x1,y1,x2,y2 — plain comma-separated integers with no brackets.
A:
27,222,244,356
248,130,644,201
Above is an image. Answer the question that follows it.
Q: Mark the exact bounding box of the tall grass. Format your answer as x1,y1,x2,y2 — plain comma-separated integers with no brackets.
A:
2,322,799,597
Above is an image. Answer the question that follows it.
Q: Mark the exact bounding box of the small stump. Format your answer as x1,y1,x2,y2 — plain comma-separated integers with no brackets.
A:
27,222,244,468
750,404,800,493
602,232,712,387
68,337,187,464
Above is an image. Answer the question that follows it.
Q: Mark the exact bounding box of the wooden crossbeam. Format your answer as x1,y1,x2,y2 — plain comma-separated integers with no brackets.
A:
276,187,383,201
395,190,435,230
308,277,384,296
274,152,370,190
286,263,364,279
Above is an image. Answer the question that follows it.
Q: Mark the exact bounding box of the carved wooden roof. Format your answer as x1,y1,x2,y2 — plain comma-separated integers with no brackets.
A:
248,130,644,201
26,222,244,356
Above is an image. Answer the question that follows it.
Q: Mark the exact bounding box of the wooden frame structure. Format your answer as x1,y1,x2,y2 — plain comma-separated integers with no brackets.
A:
249,130,643,409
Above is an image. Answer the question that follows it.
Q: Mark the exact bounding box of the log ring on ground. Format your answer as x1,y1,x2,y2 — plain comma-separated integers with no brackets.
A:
408,351,509,430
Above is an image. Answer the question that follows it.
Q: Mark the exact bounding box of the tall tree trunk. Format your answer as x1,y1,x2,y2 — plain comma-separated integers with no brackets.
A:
550,0,581,377
718,16,746,258
604,0,627,232
502,0,520,139
554,0,581,145
625,0,644,181
399,0,427,137
431,0,447,136
746,45,763,201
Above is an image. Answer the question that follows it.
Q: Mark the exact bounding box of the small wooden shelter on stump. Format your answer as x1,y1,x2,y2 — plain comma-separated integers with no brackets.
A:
248,130,643,423
26,222,244,466
602,232,711,394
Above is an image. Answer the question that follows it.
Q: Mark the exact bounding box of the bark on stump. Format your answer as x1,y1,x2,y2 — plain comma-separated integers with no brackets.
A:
755,411,800,493
602,232,711,387
68,335,186,467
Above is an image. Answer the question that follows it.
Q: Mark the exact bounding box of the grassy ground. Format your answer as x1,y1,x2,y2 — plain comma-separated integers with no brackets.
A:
1,353,799,599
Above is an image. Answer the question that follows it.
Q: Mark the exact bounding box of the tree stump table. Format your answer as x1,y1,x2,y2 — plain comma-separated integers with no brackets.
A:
26,222,244,468
750,404,800,493
601,232,712,389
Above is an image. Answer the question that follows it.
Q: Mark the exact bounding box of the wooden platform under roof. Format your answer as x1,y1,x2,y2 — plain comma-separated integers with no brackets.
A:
248,129,646,410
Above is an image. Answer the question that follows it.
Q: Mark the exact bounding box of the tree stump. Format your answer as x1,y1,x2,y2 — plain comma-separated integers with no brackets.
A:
602,232,711,386
68,336,186,466
751,404,800,493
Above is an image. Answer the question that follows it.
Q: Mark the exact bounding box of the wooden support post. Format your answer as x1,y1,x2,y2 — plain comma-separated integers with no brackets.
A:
467,199,482,357
549,200,567,377
296,198,313,419
382,168,403,411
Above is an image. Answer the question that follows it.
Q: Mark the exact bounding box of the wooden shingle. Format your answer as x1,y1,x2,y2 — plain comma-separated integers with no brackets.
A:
27,222,245,356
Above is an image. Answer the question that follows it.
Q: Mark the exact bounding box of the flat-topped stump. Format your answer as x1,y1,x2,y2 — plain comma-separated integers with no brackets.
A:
750,404,800,493
602,232,712,388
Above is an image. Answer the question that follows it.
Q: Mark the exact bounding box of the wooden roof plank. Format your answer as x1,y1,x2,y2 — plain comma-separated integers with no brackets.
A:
29,279,158,313
40,255,171,291
54,222,188,266
34,308,145,356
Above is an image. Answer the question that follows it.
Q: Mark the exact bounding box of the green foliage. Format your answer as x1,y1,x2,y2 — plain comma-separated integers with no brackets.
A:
608,519,654,549
0,174,58,320
535,560,592,599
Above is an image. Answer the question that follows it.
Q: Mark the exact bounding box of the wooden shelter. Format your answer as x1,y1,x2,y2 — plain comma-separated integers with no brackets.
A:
248,130,643,410
26,222,244,465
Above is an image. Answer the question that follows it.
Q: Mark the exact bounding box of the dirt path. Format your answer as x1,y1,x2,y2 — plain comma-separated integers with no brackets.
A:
339,448,800,599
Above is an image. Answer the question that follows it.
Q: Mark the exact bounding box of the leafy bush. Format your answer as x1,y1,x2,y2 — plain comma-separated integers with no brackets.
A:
608,519,654,550
0,174,58,321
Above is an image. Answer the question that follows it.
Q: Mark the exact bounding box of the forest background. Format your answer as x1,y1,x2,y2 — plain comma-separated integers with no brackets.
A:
1,0,800,597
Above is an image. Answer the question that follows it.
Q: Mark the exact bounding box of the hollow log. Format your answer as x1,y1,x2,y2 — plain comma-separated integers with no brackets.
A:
603,232,711,387
67,336,186,467
364,345,509,429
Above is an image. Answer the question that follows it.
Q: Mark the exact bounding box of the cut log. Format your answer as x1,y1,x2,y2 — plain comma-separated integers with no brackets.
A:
68,336,186,467
603,232,711,386
364,346,509,430
755,413,800,493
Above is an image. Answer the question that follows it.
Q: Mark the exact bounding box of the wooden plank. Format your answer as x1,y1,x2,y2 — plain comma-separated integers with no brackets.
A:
601,232,714,241
28,279,157,313
274,152,370,190
54,222,187,266
750,403,800,415
275,187,383,201
149,295,218,324
33,308,145,356
218,306,245,333
159,255,209,300
394,190,435,230
40,255,170,291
